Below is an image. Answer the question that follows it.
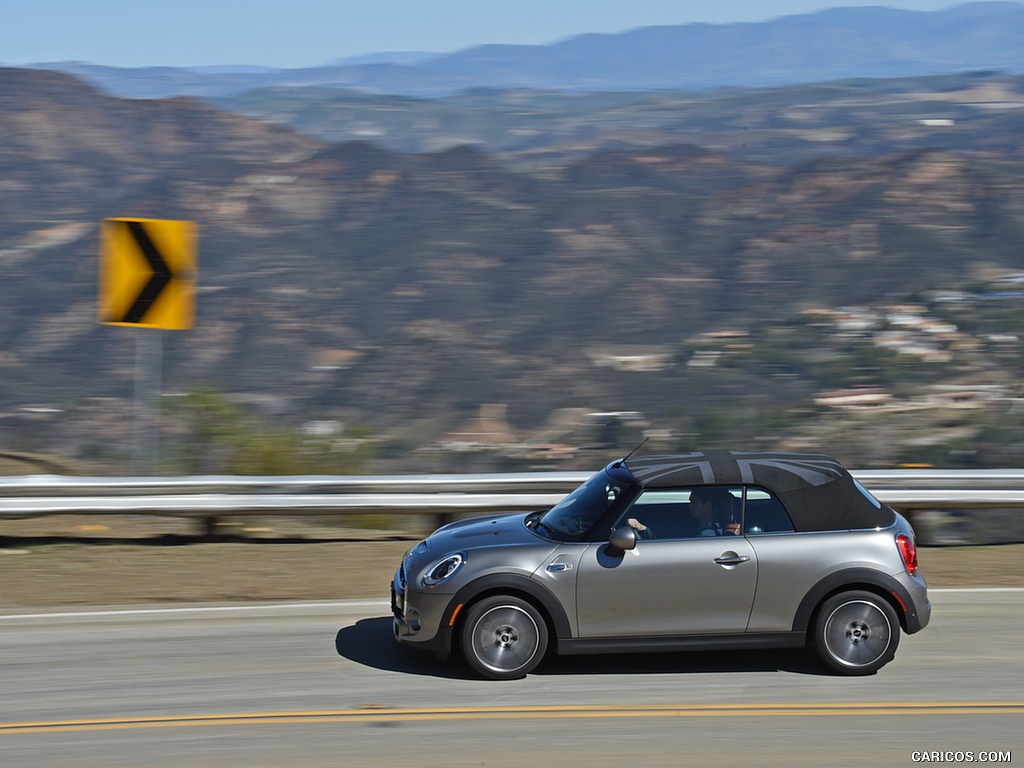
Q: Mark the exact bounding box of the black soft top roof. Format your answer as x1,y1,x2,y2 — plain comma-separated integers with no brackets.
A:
622,450,894,532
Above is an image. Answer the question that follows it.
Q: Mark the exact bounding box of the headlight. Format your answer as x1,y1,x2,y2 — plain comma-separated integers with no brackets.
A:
422,553,465,587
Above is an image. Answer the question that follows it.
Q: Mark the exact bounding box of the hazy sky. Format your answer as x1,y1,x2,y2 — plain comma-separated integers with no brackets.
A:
2,1,975,69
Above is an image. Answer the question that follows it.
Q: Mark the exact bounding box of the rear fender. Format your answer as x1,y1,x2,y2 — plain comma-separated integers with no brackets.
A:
792,568,920,634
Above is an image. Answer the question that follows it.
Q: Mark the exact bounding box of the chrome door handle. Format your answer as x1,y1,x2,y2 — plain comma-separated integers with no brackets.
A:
714,555,750,566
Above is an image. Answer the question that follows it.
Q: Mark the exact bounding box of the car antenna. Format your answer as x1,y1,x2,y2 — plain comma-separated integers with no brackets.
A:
619,436,649,464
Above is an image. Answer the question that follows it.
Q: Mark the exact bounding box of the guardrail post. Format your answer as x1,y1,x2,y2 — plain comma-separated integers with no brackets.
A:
201,515,219,540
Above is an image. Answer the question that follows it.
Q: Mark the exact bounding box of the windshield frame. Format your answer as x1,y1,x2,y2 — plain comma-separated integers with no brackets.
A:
534,467,640,542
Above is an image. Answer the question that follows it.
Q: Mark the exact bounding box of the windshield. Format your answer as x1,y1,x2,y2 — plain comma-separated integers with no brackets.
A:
535,469,634,541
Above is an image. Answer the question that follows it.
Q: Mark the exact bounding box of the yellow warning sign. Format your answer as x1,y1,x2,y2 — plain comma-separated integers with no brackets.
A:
99,218,197,330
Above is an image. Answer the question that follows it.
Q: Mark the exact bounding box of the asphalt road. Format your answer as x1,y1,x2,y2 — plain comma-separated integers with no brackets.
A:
1,590,1021,768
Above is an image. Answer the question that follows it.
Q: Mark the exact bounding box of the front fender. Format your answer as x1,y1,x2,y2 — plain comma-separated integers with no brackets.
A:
429,573,573,655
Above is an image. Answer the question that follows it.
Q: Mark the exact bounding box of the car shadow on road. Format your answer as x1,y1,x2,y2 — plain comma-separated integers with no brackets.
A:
335,617,831,678
335,617,480,680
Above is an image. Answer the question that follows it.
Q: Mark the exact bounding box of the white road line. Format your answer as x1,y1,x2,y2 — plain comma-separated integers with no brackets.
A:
0,600,390,621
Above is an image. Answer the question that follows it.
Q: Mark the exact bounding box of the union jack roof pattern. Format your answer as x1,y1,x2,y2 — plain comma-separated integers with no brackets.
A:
625,451,845,490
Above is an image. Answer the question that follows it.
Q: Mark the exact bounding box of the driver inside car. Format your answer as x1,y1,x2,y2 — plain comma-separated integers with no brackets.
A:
688,487,741,536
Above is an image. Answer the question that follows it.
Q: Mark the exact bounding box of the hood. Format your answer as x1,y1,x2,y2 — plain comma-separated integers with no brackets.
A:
427,511,543,551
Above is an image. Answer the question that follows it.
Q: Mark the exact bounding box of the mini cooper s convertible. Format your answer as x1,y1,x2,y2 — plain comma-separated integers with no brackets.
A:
391,450,931,679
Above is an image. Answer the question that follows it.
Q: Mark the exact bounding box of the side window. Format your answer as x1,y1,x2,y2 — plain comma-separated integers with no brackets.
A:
743,487,795,534
614,489,692,540
615,487,743,540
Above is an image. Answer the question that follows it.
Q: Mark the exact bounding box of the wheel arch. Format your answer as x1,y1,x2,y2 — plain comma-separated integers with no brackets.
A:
793,569,913,635
444,573,571,654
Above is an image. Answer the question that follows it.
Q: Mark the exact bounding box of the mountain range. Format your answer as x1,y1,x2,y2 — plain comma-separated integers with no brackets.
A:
32,3,1024,99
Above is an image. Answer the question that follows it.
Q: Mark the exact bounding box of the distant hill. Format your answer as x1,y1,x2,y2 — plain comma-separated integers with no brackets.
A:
33,3,1024,99
210,72,1024,168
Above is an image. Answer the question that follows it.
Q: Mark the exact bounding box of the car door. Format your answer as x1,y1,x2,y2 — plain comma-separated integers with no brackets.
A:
575,487,758,638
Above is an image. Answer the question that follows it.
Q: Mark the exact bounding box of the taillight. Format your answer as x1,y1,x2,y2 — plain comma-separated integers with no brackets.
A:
896,533,918,576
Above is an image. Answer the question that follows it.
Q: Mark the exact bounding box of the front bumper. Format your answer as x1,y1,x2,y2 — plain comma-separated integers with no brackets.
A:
391,561,456,655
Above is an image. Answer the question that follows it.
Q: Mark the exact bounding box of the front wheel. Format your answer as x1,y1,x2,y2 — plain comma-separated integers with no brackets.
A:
812,590,900,675
460,596,548,680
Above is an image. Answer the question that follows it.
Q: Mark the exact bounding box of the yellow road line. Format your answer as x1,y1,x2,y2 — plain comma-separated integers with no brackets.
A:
3,702,1023,735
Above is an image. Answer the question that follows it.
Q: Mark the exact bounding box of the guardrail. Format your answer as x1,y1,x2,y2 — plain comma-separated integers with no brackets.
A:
0,472,587,520
2,470,1024,522
1,469,1023,546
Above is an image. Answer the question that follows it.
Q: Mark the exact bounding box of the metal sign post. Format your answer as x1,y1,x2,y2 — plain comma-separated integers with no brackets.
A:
133,330,163,475
99,218,197,474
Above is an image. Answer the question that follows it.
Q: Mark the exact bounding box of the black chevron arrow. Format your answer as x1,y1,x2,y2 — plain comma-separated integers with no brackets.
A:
122,221,173,324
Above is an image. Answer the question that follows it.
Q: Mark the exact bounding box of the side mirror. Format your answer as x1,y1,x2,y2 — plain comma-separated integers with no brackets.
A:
608,526,637,552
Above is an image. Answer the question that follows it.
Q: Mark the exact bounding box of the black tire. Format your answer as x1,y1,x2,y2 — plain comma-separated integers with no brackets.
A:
460,595,549,680
812,590,900,675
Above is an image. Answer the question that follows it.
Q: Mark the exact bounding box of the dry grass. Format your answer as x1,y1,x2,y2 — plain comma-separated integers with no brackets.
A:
1,515,1019,609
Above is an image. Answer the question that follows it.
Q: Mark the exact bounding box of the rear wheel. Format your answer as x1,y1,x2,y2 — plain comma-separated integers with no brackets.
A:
812,590,900,675
460,596,548,680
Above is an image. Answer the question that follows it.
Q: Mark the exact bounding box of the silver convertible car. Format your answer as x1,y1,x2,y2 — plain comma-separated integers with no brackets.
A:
391,450,931,679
